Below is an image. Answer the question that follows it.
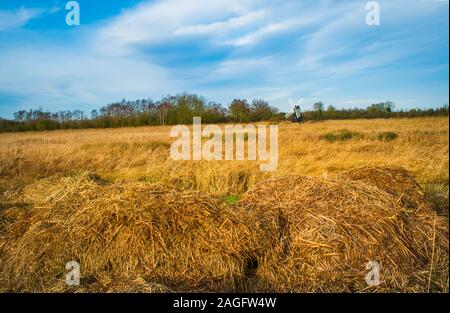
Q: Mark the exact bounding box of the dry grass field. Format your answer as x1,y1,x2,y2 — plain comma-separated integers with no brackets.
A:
0,117,448,292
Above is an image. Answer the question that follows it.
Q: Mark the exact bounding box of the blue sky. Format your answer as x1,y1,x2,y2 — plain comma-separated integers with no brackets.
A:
0,0,448,118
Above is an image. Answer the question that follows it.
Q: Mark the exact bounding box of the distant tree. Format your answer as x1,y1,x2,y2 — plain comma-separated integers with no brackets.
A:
229,99,250,123
204,101,227,123
157,101,172,126
249,99,278,121
313,101,325,113
311,101,325,120
367,101,395,113
327,105,336,112
250,99,269,111
72,110,84,120
13,110,26,122
91,110,99,119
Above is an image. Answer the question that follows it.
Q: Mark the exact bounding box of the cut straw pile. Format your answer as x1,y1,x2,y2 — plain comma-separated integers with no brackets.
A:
240,167,448,292
342,166,429,210
0,175,257,292
0,167,448,292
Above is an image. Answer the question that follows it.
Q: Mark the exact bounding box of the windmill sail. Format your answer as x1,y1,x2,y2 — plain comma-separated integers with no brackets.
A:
286,97,303,120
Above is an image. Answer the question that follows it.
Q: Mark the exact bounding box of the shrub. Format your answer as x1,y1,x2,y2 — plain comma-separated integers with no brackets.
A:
378,131,398,142
321,130,363,142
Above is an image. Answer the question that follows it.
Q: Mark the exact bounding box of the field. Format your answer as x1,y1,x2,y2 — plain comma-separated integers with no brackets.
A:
0,117,448,292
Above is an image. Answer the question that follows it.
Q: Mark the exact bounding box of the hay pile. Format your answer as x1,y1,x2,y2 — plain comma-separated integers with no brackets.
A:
0,167,447,292
240,170,448,292
342,166,429,210
0,174,257,292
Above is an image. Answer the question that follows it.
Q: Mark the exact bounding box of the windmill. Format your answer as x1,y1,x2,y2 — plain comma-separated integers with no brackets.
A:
285,97,304,123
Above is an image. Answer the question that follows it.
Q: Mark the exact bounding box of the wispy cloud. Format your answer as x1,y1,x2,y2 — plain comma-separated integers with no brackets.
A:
0,48,176,113
173,10,266,36
0,7,43,31
94,0,256,56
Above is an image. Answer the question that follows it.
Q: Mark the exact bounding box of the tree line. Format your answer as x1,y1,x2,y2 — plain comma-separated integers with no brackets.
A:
0,93,448,133
304,101,449,120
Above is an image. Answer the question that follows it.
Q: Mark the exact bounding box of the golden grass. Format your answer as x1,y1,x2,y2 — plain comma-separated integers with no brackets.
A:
0,117,448,292
0,117,447,195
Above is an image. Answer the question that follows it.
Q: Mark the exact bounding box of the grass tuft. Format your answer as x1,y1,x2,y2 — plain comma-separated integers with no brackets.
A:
378,131,398,142
321,129,364,142
222,194,240,205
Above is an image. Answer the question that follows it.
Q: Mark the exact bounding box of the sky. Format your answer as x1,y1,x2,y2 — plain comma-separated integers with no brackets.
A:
0,0,448,118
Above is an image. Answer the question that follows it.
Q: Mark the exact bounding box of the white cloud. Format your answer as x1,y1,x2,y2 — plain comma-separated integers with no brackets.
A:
222,4,339,47
224,21,297,46
0,7,43,31
94,0,258,56
296,0,446,74
0,48,176,112
94,0,346,54
173,10,266,36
